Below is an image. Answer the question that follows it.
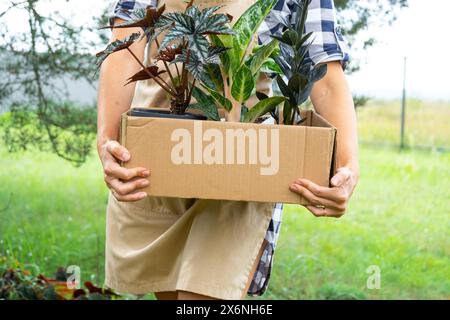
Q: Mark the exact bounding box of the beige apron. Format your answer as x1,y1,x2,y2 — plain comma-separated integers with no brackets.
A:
105,0,275,300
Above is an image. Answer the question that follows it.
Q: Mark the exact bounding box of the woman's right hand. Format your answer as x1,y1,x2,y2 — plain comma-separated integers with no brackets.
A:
99,140,150,202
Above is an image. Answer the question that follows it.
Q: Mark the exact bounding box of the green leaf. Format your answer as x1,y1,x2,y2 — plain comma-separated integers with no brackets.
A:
198,64,224,92
256,91,269,101
231,65,255,103
242,96,286,123
188,103,220,121
209,90,233,111
230,0,278,72
160,7,233,60
260,59,283,74
276,75,296,104
210,34,230,74
288,73,301,91
240,105,249,122
248,40,279,75
172,47,228,80
190,87,221,121
297,82,314,106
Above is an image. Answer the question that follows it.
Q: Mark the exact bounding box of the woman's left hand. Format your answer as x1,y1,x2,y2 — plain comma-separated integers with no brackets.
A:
289,167,359,218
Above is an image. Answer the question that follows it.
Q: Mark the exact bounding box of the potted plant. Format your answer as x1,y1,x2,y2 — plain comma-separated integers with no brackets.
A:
96,1,234,121
197,0,287,123
113,0,337,204
271,0,328,125
96,0,287,123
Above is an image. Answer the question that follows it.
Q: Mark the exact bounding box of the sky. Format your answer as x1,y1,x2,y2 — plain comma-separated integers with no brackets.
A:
1,0,449,101
346,0,450,100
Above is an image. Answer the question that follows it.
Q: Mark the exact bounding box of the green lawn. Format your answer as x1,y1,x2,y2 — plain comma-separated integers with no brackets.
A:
1,100,449,300
357,99,450,149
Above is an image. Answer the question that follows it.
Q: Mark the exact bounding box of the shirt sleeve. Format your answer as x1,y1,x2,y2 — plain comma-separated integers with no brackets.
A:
109,0,156,24
298,0,350,68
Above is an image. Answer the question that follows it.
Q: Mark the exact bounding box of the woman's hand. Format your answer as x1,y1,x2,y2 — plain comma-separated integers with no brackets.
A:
289,167,358,218
99,140,150,202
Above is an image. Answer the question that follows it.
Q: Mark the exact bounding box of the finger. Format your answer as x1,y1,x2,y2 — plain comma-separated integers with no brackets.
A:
330,167,352,187
306,206,344,218
290,183,343,210
106,176,150,196
293,179,347,204
103,160,150,181
106,140,131,162
111,189,148,202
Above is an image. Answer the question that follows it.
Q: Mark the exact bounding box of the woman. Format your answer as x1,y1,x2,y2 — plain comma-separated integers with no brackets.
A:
97,0,359,300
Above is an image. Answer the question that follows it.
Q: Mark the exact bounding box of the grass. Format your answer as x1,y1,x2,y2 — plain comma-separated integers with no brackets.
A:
357,99,450,149
1,100,449,300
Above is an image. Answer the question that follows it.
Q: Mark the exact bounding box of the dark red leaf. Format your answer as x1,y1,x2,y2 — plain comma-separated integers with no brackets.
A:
156,45,183,62
125,66,166,85
186,0,195,9
73,289,87,298
84,281,117,296
101,4,166,30
96,32,141,66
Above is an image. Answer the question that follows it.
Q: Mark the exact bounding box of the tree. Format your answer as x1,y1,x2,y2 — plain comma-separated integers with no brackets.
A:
0,0,107,165
335,0,408,72
0,0,408,164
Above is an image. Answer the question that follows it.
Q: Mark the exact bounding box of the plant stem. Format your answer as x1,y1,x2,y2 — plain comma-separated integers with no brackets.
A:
174,63,181,80
181,49,190,101
186,79,196,105
155,38,177,87
126,47,176,96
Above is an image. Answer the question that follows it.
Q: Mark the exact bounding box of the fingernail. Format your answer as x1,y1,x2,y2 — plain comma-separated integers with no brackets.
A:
290,184,301,192
122,152,131,161
331,178,340,186
140,180,150,187
138,192,147,199
142,170,150,177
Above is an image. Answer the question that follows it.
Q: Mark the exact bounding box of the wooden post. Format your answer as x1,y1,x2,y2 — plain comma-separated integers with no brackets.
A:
400,57,407,149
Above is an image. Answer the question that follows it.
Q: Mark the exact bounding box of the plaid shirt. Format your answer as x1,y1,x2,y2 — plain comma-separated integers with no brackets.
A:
110,0,349,296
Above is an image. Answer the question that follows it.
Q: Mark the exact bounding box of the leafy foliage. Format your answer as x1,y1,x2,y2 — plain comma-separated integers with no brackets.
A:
205,0,285,122
97,2,233,116
0,101,97,165
0,266,120,300
0,0,408,164
0,0,106,165
272,0,327,125
172,46,228,80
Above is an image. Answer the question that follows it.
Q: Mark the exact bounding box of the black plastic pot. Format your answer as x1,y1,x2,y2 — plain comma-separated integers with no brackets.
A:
130,108,207,121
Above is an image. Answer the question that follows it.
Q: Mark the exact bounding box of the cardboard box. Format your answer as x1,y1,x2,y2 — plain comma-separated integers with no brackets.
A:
120,109,336,205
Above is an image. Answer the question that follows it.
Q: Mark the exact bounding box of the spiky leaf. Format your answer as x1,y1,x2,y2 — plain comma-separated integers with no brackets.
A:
172,46,228,80
160,6,233,60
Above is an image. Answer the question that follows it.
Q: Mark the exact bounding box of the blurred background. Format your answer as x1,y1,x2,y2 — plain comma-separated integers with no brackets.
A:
0,0,448,299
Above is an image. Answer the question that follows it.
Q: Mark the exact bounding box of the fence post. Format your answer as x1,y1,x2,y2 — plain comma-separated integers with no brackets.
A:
400,57,407,149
